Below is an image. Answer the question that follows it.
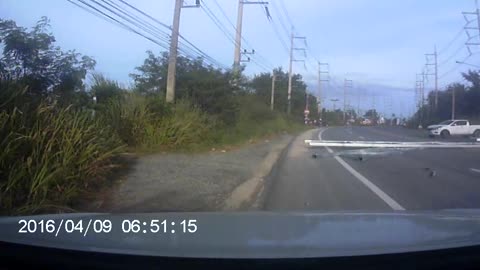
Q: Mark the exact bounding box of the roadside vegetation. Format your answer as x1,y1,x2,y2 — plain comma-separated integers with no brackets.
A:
409,71,480,128
0,18,312,214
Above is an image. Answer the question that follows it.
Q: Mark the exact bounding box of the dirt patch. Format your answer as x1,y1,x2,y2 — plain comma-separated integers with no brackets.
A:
82,134,294,213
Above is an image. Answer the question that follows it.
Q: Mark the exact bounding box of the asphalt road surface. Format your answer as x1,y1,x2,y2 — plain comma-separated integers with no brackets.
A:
265,126,480,211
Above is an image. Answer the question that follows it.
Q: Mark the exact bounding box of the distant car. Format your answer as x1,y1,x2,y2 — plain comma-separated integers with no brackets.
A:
361,119,372,126
427,120,480,138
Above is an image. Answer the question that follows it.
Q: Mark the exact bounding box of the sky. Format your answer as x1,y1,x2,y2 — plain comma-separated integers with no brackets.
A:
1,0,480,117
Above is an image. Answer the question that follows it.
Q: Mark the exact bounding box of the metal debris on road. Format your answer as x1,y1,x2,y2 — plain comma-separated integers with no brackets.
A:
305,139,480,149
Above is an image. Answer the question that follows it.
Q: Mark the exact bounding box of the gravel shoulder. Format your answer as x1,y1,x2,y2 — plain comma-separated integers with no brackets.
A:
87,134,294,212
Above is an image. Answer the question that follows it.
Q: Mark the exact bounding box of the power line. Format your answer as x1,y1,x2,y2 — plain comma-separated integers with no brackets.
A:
97,0,171,43
278,0,294,29
71,0,218,67
118,0,171,29
105,0,226,67
117,0,223,67
210,0,275,70
71,0,171,50
200,2,237,46
439,54,471,79
250,57,270,72
212,0,236,31
260,3,289,54
438,44,465,66
71,0,226,68
438,28,466,55
270,0,290,37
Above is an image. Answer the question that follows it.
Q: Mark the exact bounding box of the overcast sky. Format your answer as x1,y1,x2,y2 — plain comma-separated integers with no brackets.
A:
1,0,480,117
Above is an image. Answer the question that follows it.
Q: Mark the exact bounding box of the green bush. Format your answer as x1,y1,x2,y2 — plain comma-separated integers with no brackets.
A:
99,92,214,150
215,94,302,144
0,103,124,214
90,73,125,105
143,100,214,148
99,93,152,146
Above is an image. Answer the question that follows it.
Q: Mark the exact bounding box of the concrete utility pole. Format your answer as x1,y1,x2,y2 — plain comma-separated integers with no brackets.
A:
166,0,183,103
434,46,438,108
463,1,480,54
416,73,425,125
233,0,268,76
331,98,339,111
287,30,293,114
233,0,244,73
305,93,309,111
343,79,353,123
288,28,306,114
270,72,276,110
452,87,456,120
477,0,480,35
318,62,329,120
425,47,438,109
166,0,200,103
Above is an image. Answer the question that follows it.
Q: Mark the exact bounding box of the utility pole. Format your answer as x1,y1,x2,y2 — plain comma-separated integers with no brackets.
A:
166,0,200,103
435,46,438,109
343,79,353,123
331,98,339,111
233,0,244,73
233,0,268,76
452,87,456,120
318,62,329,121
425,47,438,109
463,1,480,55
357,88,363,118
287,31,293,115
305,93,309,112
416,73,425,126
270,71,276,110
166,0,183,103
287,28,306,114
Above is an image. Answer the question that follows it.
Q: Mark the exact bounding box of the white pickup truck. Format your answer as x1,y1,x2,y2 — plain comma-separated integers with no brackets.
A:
427,120,480,138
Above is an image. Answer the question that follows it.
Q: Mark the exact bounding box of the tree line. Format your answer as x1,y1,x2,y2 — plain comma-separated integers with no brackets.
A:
410,70,480,127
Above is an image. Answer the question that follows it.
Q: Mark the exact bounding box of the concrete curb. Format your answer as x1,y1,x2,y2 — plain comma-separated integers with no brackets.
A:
222,135,295,211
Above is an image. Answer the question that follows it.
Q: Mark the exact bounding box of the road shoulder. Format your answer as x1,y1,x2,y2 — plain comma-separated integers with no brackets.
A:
80,133,296,212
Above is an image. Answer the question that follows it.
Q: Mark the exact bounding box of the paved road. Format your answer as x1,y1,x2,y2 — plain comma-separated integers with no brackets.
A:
265,126,480,211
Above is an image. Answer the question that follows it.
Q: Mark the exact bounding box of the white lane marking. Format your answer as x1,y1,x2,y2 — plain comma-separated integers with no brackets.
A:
318,128,406,211
470,168,480,174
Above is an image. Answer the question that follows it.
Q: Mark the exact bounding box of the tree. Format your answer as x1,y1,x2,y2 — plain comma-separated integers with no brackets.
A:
345,109,357,120
463,70,480,117
131,51,238,125
323,109,343,125
364,109,379,119
0,17,95,106
249,67,313,118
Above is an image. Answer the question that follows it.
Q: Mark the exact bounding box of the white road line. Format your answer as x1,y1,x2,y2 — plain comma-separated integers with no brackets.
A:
470,168,480,174
318,128,406,211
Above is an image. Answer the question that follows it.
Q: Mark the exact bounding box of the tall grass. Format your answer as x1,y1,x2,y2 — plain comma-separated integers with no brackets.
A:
215,95,305,145
0,103,124,214
0,82,303,214
98,92,213,150
142,100,214,149
99,93,152,146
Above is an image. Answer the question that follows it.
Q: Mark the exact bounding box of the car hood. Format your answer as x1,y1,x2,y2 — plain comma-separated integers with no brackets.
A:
427,124,445,130
1,211,480,258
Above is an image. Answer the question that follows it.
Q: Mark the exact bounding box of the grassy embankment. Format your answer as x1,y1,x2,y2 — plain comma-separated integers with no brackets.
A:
0,88,306,214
